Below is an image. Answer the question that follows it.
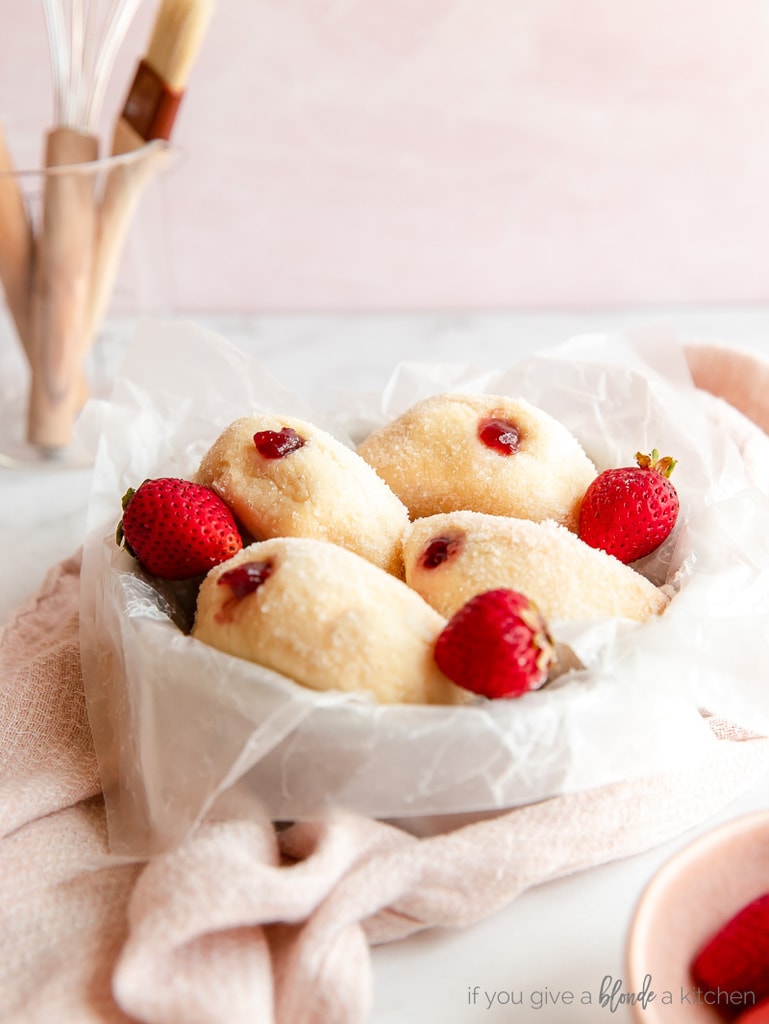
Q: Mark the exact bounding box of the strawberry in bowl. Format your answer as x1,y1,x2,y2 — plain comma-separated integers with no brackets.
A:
116,477,243,581
434,588,557,700
578,449,680,564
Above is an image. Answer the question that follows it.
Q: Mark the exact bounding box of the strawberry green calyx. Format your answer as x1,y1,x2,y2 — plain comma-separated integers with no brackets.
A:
115,486,138,554
121,486,137,510
635,449,677,478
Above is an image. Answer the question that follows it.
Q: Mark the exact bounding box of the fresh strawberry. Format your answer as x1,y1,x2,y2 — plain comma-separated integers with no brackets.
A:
434,588,555,699
116,477,243,581
738,998,769,1024
691,892,769,1008
578,449,679,563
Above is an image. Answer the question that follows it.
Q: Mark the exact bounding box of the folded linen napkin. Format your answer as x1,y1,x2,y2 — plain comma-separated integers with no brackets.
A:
1,553,768,1024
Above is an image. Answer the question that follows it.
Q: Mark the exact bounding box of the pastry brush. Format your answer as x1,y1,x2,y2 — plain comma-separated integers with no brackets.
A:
85,0,215,344
113,0,215,155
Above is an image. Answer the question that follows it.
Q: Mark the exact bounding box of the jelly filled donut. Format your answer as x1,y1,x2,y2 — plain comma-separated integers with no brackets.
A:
356,393,597,530
197,414,409,576
192,537,466,705
403,510,670,623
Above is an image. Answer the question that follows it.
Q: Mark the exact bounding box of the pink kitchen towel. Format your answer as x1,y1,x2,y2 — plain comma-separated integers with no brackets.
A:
1,561,767,1024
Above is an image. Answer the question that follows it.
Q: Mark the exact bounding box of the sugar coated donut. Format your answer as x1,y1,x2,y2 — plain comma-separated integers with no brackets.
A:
197,414,409,576
192,536,466,705
403,510,669,623
356,393,596,530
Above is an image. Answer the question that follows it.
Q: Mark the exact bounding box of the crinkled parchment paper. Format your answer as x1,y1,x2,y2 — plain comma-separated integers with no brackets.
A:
78,321,769,856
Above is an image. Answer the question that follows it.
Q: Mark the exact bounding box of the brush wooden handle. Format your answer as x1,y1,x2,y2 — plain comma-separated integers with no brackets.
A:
27,127,99,449
0,124,33,354
84,0,216,349
84,123,168,350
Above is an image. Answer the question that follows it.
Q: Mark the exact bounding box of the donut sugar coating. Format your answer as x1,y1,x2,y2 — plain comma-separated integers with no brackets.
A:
356,393,597,531
403,510,670,623
192,536,466,705
196,414,409,576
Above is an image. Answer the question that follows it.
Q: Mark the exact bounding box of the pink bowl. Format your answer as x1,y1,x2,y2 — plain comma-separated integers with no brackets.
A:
626,810,769,1023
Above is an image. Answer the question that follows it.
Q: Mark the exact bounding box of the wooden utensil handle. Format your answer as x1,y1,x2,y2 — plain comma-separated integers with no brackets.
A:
27,128,98,449
0,125,33,352
85,129,168,351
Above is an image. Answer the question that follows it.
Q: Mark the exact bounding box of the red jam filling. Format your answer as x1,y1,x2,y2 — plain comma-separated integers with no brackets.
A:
218,559,274,599
478,417,521,455
420,532,465,570
253,427,305,459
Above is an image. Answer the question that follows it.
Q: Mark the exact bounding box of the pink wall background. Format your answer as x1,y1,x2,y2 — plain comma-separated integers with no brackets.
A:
3,1,769,313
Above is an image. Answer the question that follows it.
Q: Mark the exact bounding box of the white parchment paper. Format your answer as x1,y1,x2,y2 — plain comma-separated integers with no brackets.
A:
79,320,769,856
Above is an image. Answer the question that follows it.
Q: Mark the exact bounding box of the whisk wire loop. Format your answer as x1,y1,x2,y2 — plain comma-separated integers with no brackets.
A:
42,0,146,133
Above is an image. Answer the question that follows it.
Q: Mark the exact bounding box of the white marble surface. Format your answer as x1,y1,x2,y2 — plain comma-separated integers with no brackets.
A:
1,306,769,1023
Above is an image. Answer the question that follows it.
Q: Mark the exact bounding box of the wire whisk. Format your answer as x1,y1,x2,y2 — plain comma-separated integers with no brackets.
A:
42,0,145,135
